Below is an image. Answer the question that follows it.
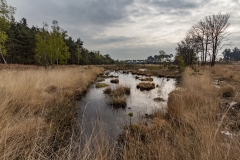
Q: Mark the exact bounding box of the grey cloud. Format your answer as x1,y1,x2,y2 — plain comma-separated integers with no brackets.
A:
63,0,134,26
10,0,134,27
7,0,240,60
142,0,205,9
153,0,197,9
92,36,137,44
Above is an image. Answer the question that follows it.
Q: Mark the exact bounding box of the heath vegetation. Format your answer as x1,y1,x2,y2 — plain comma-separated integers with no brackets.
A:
0,65,106,159
118,67,240,160
1,1,239,159
137,82,155,91
104,86,131,107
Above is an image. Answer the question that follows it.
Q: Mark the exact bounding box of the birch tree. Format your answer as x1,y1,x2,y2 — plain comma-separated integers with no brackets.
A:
0,0,15,64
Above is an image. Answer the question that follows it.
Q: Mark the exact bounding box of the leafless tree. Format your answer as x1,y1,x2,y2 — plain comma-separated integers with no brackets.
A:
191,20,211,65
177,13,230,66
204,13,230,66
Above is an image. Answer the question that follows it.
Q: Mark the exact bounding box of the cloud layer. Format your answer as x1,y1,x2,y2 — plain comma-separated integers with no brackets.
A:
7,0,240,60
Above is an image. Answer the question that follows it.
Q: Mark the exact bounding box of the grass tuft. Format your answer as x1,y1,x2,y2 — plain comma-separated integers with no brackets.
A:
95,83,109,88
136,82,155,91
110,79,119,84
105,86,130,107
140,77,153,81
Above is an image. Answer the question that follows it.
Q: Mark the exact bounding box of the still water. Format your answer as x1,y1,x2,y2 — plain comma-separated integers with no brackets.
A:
77,70,176,142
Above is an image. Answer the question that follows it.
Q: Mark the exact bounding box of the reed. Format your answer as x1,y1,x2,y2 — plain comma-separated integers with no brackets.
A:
0,65,113,159
119,67,240,160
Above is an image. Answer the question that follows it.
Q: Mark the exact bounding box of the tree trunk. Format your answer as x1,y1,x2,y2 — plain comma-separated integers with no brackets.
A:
0,47,7,64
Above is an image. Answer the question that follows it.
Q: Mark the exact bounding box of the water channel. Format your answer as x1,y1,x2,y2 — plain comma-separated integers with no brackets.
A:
77,70,176,142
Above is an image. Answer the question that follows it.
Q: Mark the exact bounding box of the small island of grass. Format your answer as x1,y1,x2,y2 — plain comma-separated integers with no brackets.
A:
95,83,109,88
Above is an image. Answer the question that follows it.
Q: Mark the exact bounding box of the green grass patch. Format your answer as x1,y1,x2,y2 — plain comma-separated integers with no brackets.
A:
95,83,109,88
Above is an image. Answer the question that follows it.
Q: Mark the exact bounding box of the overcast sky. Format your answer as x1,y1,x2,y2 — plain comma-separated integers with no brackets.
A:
7,0,240,60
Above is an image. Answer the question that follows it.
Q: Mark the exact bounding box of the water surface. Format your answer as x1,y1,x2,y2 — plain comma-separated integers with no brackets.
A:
77,70,176,141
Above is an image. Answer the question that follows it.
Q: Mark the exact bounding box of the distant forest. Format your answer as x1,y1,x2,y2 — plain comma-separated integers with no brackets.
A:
222,47,240,61
0,1,114,66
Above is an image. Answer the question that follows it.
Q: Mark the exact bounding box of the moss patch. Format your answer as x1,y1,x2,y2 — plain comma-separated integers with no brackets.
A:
95,83,109,88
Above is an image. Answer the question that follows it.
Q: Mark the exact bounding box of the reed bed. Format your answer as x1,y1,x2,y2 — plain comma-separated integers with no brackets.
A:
1,64,240,159
119,67,240,160
0,66,114,159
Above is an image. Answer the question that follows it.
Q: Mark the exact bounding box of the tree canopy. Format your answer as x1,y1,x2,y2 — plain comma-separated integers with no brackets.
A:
0,1,114,65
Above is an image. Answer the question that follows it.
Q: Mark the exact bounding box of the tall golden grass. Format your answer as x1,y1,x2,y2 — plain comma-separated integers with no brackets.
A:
1,64,240,159
206,64,240,102
119,67,240,160
0,66,117,159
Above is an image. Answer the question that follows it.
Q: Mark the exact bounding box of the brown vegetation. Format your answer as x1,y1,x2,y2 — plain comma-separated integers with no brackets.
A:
153,97,165,102
0,65,107,159
109,75,118,78
135,76,140,79
110,79,119,84
105,64,180,77
206,64,240,133
207,64,240,101
3,64,240,159
103,87,112,94
140,77,153,81
137,82,155,91
119,67,240,160
105,86,131,107
100,75,118,79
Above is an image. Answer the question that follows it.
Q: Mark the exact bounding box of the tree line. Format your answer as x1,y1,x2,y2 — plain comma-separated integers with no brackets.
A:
145,51,173,63
222,47,240,61
175,13,231,67
0,0,114,66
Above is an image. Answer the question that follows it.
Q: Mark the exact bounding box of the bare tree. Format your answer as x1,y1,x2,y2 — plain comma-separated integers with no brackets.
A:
205,13,230,66
191,21,211,65
176,13,230,67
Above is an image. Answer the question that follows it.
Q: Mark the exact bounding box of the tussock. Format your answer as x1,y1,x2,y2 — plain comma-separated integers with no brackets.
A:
110,79,119,84
105,86,130,107
140,77,153,81
136,82,155,91
103,87,112,94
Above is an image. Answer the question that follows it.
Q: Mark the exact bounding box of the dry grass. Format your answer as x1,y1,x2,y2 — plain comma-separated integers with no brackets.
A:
103,87,112,94
136,82,155,91
105,64,180,77
3,64,240,159
119,67,240,160
105,86,130,107
206,64,240,101
110,79,119,84
140,77,153,81
153,97,165,102
0,65,110,159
